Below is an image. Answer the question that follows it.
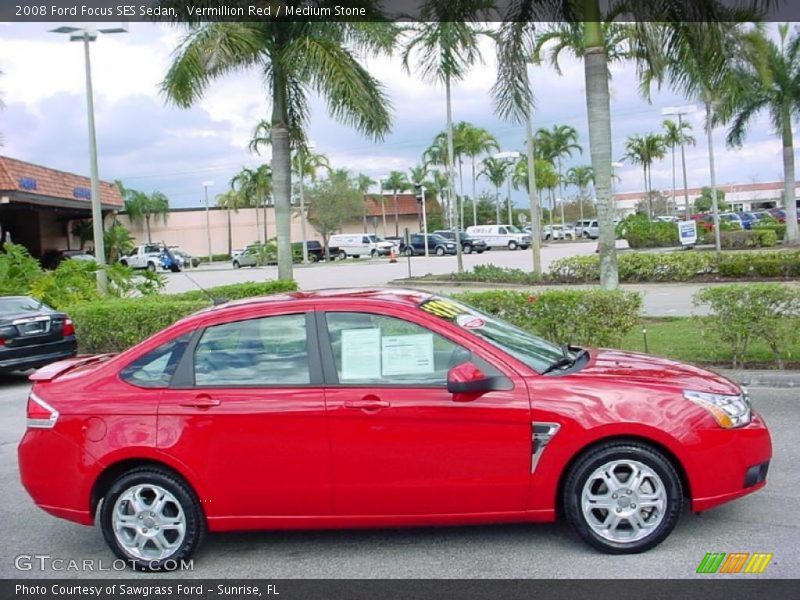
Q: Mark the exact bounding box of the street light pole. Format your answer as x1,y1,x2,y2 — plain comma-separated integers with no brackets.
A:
51,24,127,294
662,105,696,219
298,142,315,265
420,185,429,259
203,181,213,264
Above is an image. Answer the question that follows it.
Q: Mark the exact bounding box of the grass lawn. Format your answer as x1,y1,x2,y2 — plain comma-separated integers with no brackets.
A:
620,317,800,369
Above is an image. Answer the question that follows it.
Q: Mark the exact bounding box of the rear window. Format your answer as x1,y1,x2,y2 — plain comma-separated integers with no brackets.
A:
0,297,53,317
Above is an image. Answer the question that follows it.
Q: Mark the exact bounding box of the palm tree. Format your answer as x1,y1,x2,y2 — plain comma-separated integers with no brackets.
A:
382,171,409,237
535,124,582,224
514,155,557,228
231,165,272,242
70,220,94,251
458,123,500,226
624,133,667,218
662,119,695,218
424,131,465,229
402,0,494,273
716,24,800,244
479,157,509,224
495,4,772,289
356,174,376,233
216,189,243,257
292,148,330,263
123,189,170,243
566,165,595,225
161,8,395,280
103,222,135,264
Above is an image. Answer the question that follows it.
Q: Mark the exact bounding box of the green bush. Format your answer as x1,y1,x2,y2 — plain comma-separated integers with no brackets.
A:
616,214,679,248
197,253,232,263
548,255,601,282
753,221,786,241
719,220,743,232
720,230,755,249
694,284,800,368
454,289,642,348
67,297,209,354
174,279,298,302
753,229,779,247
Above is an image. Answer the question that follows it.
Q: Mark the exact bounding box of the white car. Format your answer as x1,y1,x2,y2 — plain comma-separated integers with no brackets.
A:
328,233,394,259
465,224,531,250
575,219,600,239
542,224,575,240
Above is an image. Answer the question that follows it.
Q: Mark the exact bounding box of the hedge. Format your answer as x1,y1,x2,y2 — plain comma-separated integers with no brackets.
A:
453,289,642,348
69,279,299,354
550,250,800,283
694,283,800,368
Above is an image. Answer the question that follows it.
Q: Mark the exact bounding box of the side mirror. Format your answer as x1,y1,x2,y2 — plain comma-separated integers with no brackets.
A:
446,362,513,402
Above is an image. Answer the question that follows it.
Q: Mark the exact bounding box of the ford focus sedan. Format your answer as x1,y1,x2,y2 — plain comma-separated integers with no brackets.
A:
18,289,771,570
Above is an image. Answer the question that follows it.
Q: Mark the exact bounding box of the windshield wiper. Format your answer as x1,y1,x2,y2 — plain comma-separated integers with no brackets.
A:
542,346,589,375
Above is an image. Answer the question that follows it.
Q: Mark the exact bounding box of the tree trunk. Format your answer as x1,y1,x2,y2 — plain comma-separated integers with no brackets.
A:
381,200,387,237
782,107,799,244
458,161,465,230
679,115,691,219
446,74,463,273
558,160,565,224
471,158,478,226
525,108,542,276
271,64,293,281
495,184,501,224
671,144,677,216
145,215,152,243
706,101,721,256
583,14,618,290
579,185,585,223
647,165,653,218
393,192,400,237
263,197,269,242
227,208,232,257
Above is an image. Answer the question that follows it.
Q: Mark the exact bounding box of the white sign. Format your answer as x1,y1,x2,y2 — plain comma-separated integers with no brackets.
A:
381,334,435,376
341,328,381,380
678,220,698,246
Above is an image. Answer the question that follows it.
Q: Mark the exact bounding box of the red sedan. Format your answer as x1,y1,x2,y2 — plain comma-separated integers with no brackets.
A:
18,289,771,570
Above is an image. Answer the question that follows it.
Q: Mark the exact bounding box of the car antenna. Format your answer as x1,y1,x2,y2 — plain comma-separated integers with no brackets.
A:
181,272,229,306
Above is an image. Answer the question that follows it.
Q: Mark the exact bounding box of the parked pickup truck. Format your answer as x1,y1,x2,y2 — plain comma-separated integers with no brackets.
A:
119,244,181,272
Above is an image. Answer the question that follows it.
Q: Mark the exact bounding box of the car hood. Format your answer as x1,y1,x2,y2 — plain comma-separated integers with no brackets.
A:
572,348,741,395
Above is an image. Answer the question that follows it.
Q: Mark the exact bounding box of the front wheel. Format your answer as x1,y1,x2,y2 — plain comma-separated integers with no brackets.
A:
507,240,518,251
100,467,205,571
563,442,683,554
404,247,414,257
146,262,156,273
435,246,446,256
233,260,240,269
338,250,347,260
371,249,379,258
463,244,473,254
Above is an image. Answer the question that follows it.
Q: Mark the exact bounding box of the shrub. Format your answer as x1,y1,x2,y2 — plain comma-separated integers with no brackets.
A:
753,229,779,247
446,264,541,285
551,252,715,283
0,243,44,296
720,230,755,249
753,221,786,241
617,214,679,248
174,279,298,302
453,289,642,348
548,255,600,283
694,284,800,368
67,297,209,354
197,253,232,263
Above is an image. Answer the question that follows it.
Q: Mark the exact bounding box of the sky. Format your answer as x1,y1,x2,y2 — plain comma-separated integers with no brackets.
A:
0,21,794,209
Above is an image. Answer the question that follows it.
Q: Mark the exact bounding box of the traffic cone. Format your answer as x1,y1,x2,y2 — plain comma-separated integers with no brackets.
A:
389,245,398,263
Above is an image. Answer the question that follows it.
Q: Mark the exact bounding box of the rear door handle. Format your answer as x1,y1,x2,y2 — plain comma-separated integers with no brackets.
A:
179,395,221,409
344,397,390,411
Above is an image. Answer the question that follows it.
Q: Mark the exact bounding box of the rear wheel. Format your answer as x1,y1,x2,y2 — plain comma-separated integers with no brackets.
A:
507,240,518,251
100,467,205,571
404,247,414,257
371,249,379,258
563,442,683,554
463,244,473,254
146,262,156,272
233,260,240,269
338,250,347,260
435,246,445,256
119,260,128,267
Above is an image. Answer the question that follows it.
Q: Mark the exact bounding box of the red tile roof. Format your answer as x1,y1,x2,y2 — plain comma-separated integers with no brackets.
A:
0,155,123,208
364,193,441,217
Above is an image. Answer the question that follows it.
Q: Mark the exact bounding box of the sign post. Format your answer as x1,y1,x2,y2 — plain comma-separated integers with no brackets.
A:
678,220,698,248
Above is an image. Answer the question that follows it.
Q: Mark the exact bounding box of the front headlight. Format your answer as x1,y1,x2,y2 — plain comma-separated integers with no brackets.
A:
683,389,751,428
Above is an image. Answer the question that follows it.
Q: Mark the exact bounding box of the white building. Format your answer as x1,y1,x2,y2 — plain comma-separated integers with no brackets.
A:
613,181,800,216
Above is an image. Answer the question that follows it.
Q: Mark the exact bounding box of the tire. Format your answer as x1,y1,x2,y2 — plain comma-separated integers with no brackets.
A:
404,247,414,257
371,249,379,258
233,260,240,269
309,254,319,263
507,240,518,251
583,231,590,239
146,262,156,273
338,250,347,260
463,244,473,254
100,467,205,571
563,442,683,554
119,260,128,267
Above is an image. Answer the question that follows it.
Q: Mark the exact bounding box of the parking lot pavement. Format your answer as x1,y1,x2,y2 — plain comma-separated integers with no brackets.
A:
0,375,796,579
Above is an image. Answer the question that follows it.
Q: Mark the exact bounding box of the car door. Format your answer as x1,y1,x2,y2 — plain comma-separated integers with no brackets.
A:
157,311,332,519
318,307,532,516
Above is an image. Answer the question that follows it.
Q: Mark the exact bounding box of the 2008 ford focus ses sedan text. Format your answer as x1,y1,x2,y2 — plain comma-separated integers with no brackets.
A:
18,289,771,570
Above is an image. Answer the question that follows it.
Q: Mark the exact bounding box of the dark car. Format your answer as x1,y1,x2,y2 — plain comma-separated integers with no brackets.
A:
433,230,487,254
401,233,458,256
0,296,77,373
293,240,325,262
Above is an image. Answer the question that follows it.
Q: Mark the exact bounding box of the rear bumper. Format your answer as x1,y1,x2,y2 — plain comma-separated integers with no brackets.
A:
0,338,77,373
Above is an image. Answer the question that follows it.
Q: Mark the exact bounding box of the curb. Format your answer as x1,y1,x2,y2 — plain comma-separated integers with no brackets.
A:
717,369,800,389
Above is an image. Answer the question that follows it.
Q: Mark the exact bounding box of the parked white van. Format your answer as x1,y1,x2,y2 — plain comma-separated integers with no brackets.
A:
328,234,394,259
465,224,532,250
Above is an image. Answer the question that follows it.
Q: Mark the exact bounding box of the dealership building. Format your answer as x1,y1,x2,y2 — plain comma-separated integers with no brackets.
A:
0,155,123,258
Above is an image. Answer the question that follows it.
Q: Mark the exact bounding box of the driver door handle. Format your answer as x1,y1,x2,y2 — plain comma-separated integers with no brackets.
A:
344,397,391,411
180,395,221,409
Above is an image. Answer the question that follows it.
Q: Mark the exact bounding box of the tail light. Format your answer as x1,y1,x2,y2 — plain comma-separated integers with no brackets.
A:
62,319,75,338
26,392,59,429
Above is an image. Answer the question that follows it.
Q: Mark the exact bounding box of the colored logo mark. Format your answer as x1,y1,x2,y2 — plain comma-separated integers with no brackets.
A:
696,552,773,574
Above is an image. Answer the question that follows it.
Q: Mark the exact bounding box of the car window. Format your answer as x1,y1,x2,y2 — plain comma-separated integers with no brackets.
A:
325,312,470,386
498,227,507,234
120,333,192,388
193,314,310,386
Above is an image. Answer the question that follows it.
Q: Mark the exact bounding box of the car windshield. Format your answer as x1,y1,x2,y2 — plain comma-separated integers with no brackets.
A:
418,296,566,374
429,234,447,242
0,297,53,316
507,225,523,233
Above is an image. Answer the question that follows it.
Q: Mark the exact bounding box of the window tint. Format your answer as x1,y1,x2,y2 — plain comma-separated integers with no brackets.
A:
120,333,192,388
498,227,507,234
194,314,310,386
325,312,470,386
